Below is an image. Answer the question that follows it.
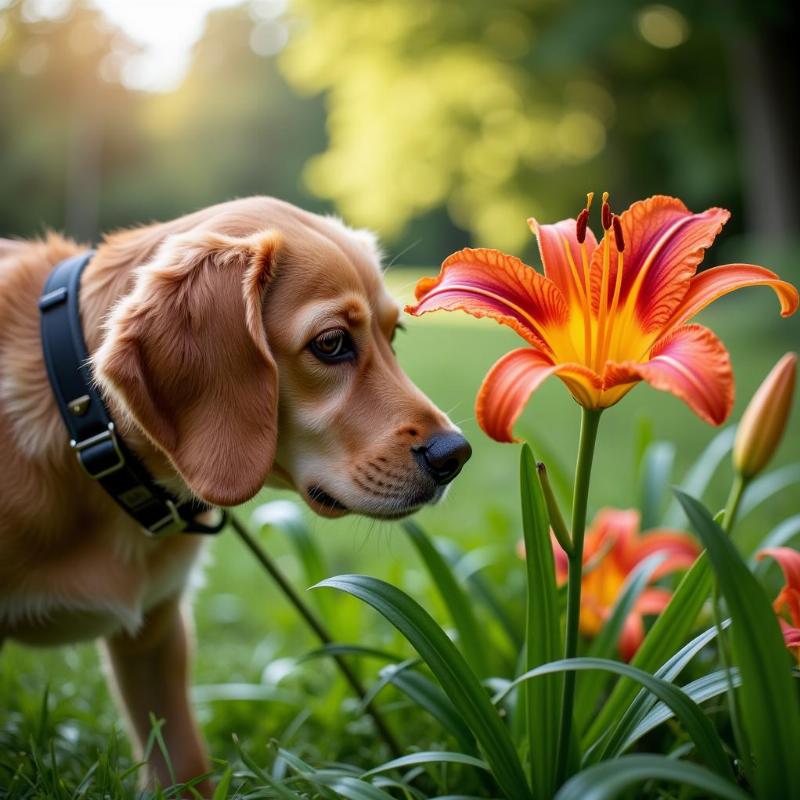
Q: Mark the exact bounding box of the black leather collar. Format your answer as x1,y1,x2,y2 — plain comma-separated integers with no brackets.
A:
39,252,225,536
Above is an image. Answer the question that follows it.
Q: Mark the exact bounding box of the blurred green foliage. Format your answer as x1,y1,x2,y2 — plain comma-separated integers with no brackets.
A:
1,0,797,269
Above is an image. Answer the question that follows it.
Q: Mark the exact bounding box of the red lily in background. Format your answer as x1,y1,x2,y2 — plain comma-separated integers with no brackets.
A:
540,508,700,660
757,547,800,663
407,194,798,442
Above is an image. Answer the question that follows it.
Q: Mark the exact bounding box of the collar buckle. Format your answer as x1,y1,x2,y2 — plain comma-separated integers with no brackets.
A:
70,422,125,479
145,499,187,537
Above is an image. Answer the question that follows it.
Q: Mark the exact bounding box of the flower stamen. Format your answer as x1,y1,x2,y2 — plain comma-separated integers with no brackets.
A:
602,215,626,362
595,192,613,371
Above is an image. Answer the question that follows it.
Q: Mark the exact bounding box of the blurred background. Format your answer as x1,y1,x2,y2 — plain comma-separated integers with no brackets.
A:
1,0,798,784
1,0,798,263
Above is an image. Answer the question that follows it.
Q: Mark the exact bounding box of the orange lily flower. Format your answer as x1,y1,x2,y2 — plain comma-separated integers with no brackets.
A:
406,194,798,442
756,547,800,663
549,508,698,660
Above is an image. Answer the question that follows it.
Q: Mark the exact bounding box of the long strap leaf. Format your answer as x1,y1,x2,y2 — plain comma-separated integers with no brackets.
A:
554,754,750,800
495,657,733,780
314,575,531,800
583,552,711,745
402,521,490,677
520,445,563,799
676,490,800,799
574,553,665,731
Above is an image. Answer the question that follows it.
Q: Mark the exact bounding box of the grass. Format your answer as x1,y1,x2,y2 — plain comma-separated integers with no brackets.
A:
1,268,797,797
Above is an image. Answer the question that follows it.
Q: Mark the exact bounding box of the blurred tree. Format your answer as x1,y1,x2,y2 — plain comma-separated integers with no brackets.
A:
0,0,141,241
1,0,796,271
279,0,797,262
0,0,327,243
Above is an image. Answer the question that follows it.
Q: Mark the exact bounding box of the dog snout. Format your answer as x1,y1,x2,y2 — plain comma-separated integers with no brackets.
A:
413,431,472,486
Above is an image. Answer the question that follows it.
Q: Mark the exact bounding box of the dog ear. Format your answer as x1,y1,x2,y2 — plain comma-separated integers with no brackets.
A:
94,229,282,506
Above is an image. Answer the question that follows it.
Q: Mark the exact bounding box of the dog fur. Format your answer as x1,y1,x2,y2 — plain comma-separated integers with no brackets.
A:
0,197,464,792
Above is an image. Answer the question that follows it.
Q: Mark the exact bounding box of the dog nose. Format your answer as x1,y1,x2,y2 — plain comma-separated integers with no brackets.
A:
414,432,472,485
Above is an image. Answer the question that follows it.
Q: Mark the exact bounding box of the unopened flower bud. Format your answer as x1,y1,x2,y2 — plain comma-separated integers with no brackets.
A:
733,352,796,479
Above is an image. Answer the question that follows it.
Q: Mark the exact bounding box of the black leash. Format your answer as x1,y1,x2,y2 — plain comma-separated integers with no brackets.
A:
39,252,225,536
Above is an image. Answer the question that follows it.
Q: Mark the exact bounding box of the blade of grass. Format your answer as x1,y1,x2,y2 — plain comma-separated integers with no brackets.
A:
314,575,530,800
362,752,489,778
675,490,800,800
402,521,489,677
554,754,749,800
520,444,563,799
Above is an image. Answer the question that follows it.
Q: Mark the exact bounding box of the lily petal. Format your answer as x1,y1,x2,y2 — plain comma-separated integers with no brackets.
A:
590,196,730,332
665,263,799,330
475,348,599,442
604,324,734,425
758,547,800,590
619,588,673,660
634,587,673,616
619,613,645,661
623,529,700,578
407,248,568,353
757,547,800,627
529,217,598,303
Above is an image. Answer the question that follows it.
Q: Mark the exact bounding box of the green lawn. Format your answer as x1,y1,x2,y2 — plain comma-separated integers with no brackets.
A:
1,269,797,795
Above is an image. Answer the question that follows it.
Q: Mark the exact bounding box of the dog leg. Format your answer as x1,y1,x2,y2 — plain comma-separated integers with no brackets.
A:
102,595,211,795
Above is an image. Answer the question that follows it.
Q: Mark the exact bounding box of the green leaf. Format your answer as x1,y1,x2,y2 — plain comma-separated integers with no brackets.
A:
362,751,489,778
622,668,742,750
211,766,233,800
496,657,733,779
664,426,735,528
588,620,730,763
317,776,398,800
442,540,522,654
520,444,563,799
519,428,573,508
554,754,750,800
639,441,675,530
359,658,420,713
750,513,800,568
583,552,712,747
386,669,476,755
314,575,530,800
739,463,800,519
235,742,302,800
574,553,665,732
675,490,800,799
402,521,490,677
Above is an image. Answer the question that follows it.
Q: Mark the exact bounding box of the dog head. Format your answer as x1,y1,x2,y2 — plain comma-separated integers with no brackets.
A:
93,199,470,519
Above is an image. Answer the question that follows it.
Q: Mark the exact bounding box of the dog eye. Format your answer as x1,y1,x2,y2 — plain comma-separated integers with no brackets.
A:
309,329,355,363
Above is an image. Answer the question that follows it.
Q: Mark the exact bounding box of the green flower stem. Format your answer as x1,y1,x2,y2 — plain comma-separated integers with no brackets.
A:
722,473,747,533
555,407,602,786
714,472,751,778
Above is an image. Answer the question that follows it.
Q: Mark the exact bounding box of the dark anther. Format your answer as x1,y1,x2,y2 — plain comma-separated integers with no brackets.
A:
613,215,625,252
576,208,589,244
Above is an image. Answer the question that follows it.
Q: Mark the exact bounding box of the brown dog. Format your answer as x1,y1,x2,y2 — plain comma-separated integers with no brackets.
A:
0,197,470,791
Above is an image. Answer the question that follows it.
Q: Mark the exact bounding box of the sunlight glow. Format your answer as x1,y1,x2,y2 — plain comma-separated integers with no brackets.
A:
90,0,244,92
